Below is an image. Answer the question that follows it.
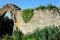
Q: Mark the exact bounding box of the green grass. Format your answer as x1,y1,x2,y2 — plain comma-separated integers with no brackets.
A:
21,8,34,23
1,25,60,40
36,5,46,10
21,4,59,23
35,4,59,11
32,25,60,40
22,25,60,40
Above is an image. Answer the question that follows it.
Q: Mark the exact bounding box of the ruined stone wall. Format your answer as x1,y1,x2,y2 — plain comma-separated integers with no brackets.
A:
18,9,60,34
0,4,21,30
0,4,60,34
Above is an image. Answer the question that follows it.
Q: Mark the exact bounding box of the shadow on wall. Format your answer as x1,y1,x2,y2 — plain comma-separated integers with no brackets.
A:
0,16,14,37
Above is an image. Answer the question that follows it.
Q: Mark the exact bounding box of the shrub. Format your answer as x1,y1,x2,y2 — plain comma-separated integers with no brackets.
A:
1,34,13,40
0,27,22,40
22,34,36,40
1,25,60,40
32,25,60,40
35,4,59,11
36,5,46,10
21,8,34,23
12,27,22,40
21,25,60,40
47,4,58,11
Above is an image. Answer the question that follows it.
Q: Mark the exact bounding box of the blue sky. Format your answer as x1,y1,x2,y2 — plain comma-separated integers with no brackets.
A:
0,0,60,18
0,0,60,9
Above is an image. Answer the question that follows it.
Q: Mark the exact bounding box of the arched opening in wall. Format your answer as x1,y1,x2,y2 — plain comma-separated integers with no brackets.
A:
0,12,14,36
5,12,12,19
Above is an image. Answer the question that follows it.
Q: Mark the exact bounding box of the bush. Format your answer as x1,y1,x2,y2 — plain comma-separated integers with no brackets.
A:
0,27,22,40
21,8,34,23
22,34,36,40
12,27,22,40
1,34,13,40
36,5,46,10
1,25,60,40
32,25,60,40
47,4,58,11
21,25,60,40
35,4,59,11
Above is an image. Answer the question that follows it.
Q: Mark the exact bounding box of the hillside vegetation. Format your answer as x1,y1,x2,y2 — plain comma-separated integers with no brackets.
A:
1,25,60,40
36,4,59,11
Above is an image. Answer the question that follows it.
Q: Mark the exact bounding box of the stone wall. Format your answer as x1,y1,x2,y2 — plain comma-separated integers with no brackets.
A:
0,4,60,34
0,4,21,30
18,9,60,34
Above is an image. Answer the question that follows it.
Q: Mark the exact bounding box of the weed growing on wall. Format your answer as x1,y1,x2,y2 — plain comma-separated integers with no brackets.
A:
21,8,34,23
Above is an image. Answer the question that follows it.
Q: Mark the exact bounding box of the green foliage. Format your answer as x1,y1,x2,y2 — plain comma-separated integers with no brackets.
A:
12,27,22,40
4,16,13,22
47,4,58,11
35,4,59,11
32,25,60,40
0,16,13,36
36,5,46,10
22,34,36,40
22,25,60,40
21,4,59,23
1,25,60,40
1,34,13,40
0,27,22,40
21,8,34,23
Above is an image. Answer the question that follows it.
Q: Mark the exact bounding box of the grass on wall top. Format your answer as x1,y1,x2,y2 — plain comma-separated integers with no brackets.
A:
21,8,34,23
35,4,59,11
21,4,60,23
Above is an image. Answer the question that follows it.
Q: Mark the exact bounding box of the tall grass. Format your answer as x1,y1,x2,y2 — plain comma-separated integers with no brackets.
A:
22,25,60,40
32,25,60,40
0,27,22,40
21,8,34,23
1,25,60,40
36,4,59,11
12,27,22,40
36,5,46,10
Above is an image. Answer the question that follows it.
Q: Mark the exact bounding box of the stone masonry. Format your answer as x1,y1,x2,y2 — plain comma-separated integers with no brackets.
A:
0,4,60,34
0,4,21,30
